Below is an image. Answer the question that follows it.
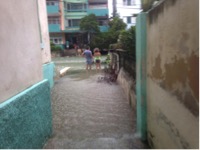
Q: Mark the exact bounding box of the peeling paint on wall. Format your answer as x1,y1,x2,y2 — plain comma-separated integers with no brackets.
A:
151,54,199,117
146,0,199,148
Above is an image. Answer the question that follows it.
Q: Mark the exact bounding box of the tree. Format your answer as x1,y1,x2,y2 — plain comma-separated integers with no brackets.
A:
107,17,127,46
108,17,127,32
118,26,136,54
80,14,100,44
82,16,127,52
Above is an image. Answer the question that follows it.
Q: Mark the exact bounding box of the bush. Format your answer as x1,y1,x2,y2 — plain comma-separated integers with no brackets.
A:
50,41,62,52
118,26,136,55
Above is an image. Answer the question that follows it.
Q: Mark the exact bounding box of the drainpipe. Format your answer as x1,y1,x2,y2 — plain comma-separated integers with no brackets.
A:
136,12,147,141
36,0,44,50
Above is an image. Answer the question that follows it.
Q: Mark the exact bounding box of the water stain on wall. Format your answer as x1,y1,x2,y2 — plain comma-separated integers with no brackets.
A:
151,54,199,117
188,52,199,100
151,54,163,79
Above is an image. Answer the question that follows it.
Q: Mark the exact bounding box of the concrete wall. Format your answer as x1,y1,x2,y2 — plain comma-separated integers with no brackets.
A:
146,0,199,148
117,68,136,110
0,0,42,103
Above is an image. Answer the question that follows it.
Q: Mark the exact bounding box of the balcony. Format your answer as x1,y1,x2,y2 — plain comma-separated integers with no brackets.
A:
65,27,80,33
65,12,87,19
47,5,60,15
88,0,107,3
48,24,61,32
88,8,108,17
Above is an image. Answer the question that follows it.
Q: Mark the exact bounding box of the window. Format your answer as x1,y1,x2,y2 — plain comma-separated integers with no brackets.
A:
68,19,81,27
65,3,87,12
127,17,131,24
50,37,63,44
98,19,107,26
48,17,60,24
123,0,136,6
47,1,59,6
127,0,131,5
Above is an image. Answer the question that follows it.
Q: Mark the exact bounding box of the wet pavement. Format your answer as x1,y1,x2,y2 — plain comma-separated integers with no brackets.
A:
43,56,149,149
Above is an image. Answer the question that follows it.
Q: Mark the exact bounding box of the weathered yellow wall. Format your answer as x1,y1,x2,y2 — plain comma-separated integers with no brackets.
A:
146,0,199,148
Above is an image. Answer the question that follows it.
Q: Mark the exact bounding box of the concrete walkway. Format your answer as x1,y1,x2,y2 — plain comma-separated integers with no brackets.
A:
43,57,149,149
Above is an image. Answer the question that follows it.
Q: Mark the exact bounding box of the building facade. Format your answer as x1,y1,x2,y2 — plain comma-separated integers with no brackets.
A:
109,0,142,29
0,0,54,148
46,0,109,49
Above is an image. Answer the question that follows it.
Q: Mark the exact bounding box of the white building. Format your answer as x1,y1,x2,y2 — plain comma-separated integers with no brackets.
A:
109,0,142,28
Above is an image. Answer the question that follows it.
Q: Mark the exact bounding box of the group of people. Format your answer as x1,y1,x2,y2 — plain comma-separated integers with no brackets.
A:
82,46,102,71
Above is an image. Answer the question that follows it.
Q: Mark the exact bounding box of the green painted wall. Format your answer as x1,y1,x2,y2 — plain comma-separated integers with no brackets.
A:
48,24,60,33
43,62,55,88
88,9,108,16
47,5,59,14
136,12,147,141
0,79,52,149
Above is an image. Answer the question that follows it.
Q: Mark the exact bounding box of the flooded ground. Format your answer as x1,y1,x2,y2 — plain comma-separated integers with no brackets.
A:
43,56,149,149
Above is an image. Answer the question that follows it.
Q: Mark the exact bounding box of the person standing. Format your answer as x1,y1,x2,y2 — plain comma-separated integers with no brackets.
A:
93,48,101,71
82,46,93,70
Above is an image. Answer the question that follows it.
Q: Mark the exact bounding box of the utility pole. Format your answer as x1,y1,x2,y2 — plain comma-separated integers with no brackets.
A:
112,0,117,17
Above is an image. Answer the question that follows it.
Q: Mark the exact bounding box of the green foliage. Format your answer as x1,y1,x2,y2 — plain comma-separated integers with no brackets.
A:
108,17,127,32
50,41,62,52
90,17,127,50
80,14,100,33
118,26,136,54
108,17,127,45
90,32,116,50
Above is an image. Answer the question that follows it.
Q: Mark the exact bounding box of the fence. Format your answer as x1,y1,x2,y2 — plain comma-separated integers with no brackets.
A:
111,49,136,80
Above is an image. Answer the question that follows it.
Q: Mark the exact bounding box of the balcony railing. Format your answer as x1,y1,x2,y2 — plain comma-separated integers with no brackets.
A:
65,26,80,32
88,0,107,3
47,5,60,14
88,9,108,16
88,4,107,9
48,24,61,32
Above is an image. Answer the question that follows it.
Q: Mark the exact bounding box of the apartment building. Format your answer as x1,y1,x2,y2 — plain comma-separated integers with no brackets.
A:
46,0,109,49
109,0,142,28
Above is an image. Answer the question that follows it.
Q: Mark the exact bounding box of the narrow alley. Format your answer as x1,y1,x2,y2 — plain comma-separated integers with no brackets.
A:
43,57,148,149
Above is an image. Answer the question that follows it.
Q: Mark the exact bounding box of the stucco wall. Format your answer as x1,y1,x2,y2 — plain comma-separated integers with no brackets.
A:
38,0,51,63
0,80,52,148
146,0,199,148
117,68,136,110
0,1,42,103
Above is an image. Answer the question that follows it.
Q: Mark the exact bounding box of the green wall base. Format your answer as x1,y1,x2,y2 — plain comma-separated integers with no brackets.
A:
0,79,52,149
43,62,55,88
